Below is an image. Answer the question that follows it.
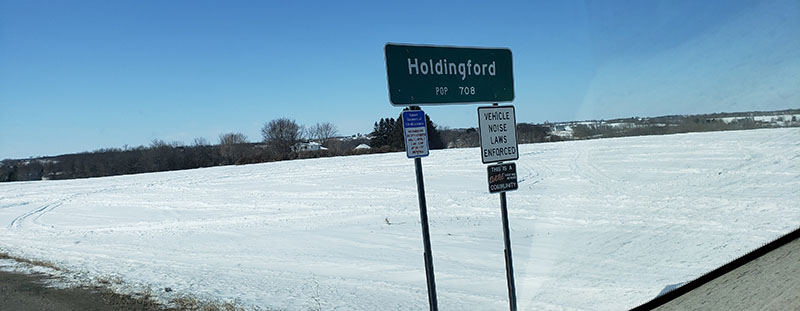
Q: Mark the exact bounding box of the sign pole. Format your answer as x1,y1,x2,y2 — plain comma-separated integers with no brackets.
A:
415,156,438,311
386,43,517,311
499,189,517,311
407,106,438,311
483,102,518,311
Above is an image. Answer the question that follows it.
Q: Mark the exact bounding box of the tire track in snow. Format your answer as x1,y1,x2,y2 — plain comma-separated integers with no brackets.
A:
517,149,554,189
0,202,30,209
5,185,125,232
7,201,63,231
568,144,629,196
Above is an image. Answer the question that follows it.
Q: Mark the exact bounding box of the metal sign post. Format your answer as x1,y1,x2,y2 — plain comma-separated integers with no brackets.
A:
479,104,519,311
386,43,518,311
415,155,438,311
499,190,517,311
402,107,438,311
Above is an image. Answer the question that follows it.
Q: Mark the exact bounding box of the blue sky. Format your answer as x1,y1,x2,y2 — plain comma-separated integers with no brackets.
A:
1,0,798,159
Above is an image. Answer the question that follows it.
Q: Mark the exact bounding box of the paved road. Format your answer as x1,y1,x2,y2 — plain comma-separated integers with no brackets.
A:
654,236,800,311
0,270,165,311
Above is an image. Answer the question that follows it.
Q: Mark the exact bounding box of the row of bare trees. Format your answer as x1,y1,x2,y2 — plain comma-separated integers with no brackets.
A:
0,118,347,182
216,119,341,164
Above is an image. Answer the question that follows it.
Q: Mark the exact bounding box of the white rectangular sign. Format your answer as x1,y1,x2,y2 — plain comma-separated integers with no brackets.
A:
478,105,518,164
402,110,430,158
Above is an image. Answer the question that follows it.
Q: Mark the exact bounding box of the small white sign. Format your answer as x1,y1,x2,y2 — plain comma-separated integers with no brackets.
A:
402,110,430,158
478,105,518,163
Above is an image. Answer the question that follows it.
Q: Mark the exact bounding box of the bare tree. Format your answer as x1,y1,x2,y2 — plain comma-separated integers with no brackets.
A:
261,118,302,156
150,139,170,149
218,132,248,164
309,122,339,145
150,139,183,149
193,137,210,146
219,132,248,145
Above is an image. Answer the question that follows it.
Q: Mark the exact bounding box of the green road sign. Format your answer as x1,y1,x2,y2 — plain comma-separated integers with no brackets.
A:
385,43,514,106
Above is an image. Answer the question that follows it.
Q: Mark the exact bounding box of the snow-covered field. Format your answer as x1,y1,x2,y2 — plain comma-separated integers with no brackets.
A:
1,128,798,310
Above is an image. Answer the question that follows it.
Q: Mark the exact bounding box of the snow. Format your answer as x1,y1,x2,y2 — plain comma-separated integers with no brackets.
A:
1,128,799,310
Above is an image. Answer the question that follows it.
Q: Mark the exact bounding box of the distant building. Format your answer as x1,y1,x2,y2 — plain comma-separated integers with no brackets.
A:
290,142,324,152
552,124,573,137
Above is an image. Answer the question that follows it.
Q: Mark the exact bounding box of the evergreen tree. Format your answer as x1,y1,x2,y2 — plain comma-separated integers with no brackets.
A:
370,112,444,151
384,117,399,151
370,118,394,149
425,114,444,149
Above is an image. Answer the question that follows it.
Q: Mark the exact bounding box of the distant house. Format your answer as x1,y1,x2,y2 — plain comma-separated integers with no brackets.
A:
354,144,371,150
291,142,324,152
552,124,573,137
